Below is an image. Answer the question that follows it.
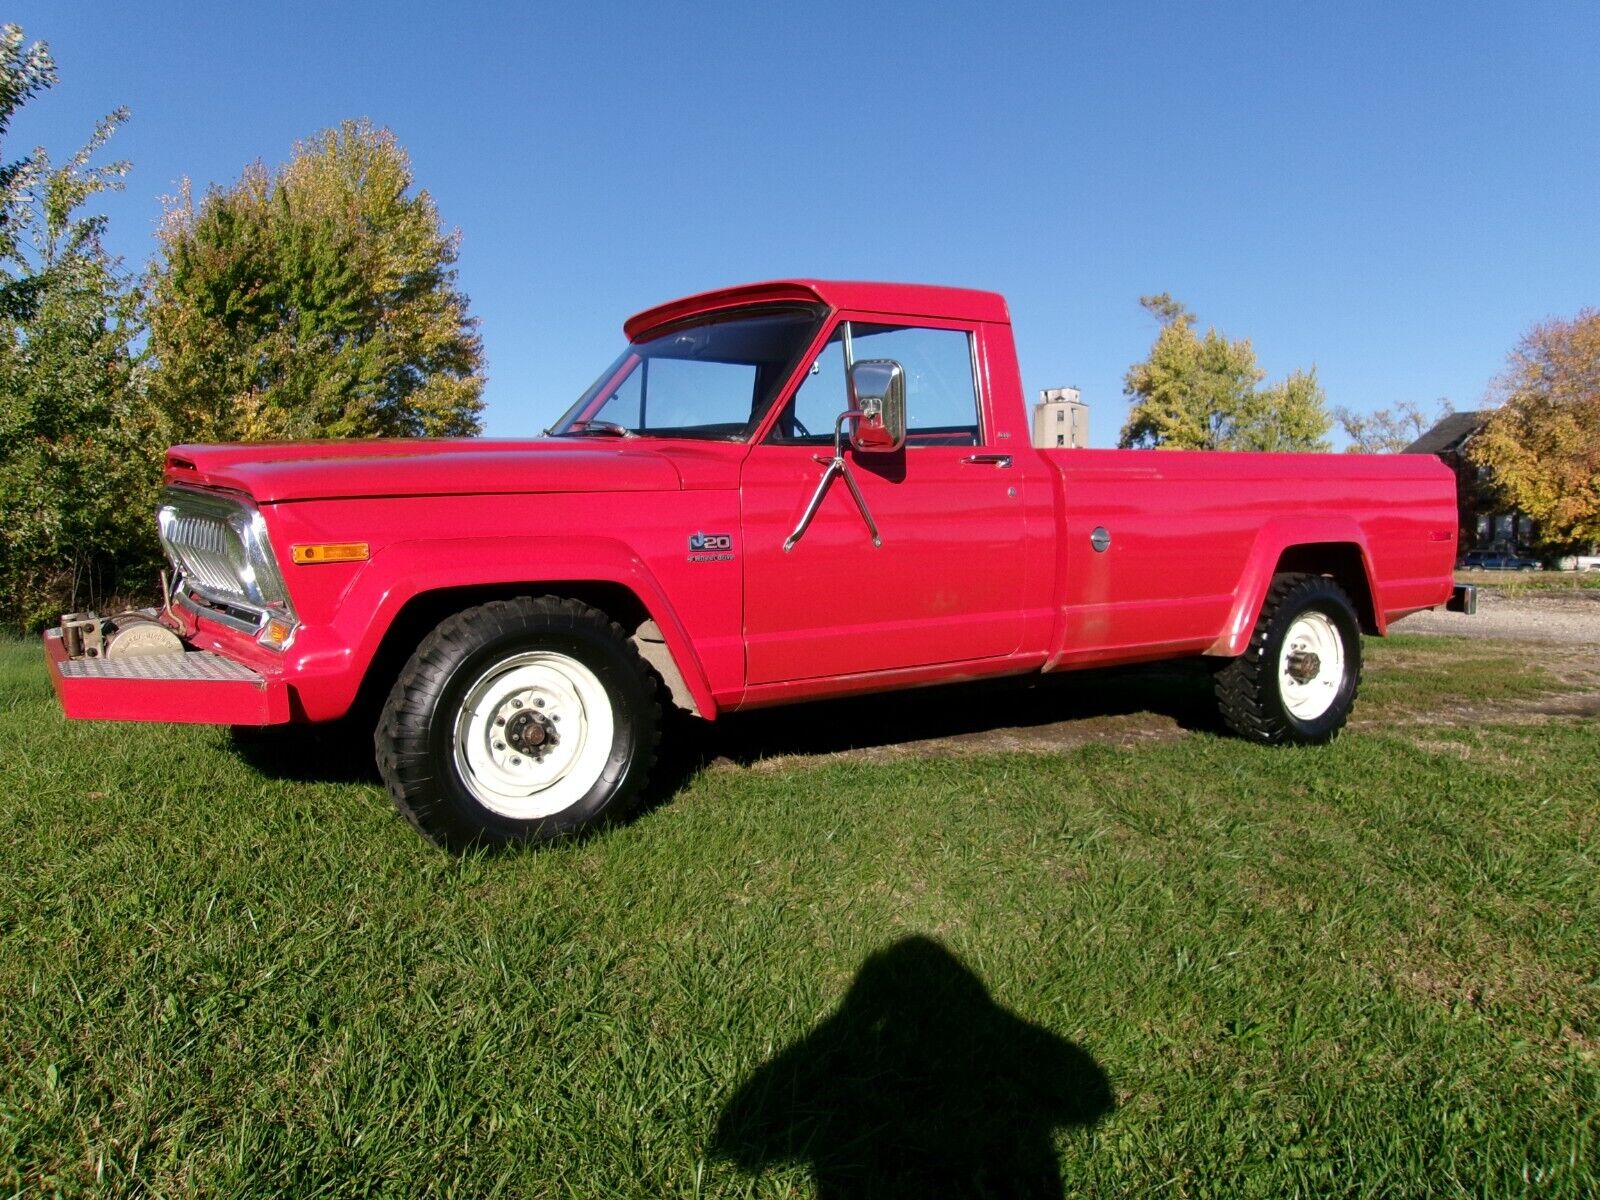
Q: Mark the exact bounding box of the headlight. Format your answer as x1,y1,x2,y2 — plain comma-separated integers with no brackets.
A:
157,487,298,646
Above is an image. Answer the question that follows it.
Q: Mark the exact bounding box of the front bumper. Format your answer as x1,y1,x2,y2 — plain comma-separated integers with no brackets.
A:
43,629,291,725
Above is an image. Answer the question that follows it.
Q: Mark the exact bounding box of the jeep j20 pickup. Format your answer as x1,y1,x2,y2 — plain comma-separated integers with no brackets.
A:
44,281,1470,850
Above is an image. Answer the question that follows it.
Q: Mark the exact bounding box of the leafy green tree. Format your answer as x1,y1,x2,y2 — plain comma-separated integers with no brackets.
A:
0,23,54,320
1468,310,1600,548
1334,398,1452,454
0,24,165,629
1119,294,1331,451
1240,370,1334,453
146,120,485,441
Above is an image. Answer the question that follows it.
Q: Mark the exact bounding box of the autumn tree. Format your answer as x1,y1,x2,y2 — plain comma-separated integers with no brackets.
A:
146,120,484,442
1468,310,1600,548
1333,399,1452,454
0,25,165,629
1119,294,1331,451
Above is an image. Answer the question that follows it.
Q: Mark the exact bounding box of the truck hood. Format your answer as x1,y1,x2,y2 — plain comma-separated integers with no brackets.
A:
164,439,697,503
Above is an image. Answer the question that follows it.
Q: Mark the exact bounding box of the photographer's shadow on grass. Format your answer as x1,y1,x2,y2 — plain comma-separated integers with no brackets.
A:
712,936,1113,1199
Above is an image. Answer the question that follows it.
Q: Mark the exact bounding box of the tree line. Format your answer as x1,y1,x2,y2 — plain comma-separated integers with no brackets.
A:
1119,294,1598,552
1118,294,1457,456
0,25,483,628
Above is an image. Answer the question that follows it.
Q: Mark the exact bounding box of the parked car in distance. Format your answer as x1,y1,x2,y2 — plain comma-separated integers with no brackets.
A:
1460,551,1543,571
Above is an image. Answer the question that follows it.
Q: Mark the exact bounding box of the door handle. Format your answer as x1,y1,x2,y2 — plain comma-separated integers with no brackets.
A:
962,453,1013,468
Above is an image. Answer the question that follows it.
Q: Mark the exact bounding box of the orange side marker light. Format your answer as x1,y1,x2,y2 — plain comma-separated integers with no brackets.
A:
291,542,370,565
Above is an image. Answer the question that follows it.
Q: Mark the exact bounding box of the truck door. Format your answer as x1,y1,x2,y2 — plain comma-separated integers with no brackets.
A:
740,319,1027,685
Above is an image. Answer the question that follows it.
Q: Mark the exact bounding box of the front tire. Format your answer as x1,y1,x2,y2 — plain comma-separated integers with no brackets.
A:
1214,572,1363,745
375,597,660,851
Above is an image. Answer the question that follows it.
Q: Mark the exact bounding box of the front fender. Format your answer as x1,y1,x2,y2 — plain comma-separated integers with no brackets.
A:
1208,519,1382,657
288,534,719,721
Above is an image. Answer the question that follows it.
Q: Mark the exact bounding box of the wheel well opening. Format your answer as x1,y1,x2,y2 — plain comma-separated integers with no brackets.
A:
353,582,672,723
1273,543,1378,634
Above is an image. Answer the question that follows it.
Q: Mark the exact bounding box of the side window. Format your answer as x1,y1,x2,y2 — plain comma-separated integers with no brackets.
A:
768,323,981,446
851,325,980,445
780,331,847,440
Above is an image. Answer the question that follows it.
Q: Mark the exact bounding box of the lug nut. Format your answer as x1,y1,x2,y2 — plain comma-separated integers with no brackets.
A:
495,717,505,727
512,699,523,709
535,698,545,708
494,741,505,750
511,756,522,766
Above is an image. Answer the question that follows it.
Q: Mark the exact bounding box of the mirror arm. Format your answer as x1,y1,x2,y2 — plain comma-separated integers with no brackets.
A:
832,409,865,458
784,410,884,553
836,456,883,546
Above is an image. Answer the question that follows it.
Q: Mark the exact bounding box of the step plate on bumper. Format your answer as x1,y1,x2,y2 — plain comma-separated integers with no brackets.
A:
43,630,290,725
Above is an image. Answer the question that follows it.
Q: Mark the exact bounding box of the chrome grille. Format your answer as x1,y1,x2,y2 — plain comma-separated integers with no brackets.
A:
162,511,253,602
157,487,293,633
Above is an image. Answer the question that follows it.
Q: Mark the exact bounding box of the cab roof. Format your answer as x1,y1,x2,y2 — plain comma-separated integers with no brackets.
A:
623,279,1010,342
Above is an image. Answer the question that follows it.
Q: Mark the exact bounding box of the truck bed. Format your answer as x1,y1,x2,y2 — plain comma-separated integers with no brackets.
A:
1038,449,1458,667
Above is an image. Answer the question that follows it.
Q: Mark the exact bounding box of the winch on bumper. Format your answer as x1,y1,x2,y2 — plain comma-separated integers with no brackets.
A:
44,610,291,725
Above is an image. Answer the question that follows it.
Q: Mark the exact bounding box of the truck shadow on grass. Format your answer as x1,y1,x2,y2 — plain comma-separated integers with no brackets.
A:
229,717,384,785
230,659,1222,791
676,658,1223,774
712,934,1113,1199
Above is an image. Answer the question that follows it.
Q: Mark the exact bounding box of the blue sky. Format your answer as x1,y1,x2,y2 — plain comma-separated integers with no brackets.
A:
10,2,1598,445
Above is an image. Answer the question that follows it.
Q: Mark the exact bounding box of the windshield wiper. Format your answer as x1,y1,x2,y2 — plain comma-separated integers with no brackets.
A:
553,420,632,438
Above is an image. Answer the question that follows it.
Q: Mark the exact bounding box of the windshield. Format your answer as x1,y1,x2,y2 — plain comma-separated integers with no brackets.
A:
549,305,825,441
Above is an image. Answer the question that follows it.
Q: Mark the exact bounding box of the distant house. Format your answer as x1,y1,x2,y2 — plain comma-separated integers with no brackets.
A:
1405,411,1537,553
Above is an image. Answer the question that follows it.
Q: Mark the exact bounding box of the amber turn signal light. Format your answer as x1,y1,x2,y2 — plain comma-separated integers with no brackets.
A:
291,542,370,565
258,616,298,650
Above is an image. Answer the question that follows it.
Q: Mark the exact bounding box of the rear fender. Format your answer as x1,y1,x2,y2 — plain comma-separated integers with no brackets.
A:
300,535,717,721
1209,520,1382,657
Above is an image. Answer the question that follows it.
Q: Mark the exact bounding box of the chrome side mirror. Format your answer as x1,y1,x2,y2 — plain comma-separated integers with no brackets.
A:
784,358,905,552
847,359,906,453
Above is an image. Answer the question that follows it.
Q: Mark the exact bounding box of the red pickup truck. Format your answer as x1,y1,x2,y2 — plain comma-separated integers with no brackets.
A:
45,280,1468,850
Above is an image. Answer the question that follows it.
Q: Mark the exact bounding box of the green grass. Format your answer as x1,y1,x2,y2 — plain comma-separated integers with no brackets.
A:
2,635,1596,1197
1456,569,1600,594
1357,633,1579,712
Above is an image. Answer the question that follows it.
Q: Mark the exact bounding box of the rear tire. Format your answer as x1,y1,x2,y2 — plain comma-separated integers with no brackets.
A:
375,597,660,851
1214,572,1363,745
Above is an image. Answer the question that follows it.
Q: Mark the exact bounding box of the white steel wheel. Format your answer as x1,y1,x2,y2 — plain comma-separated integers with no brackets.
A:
1277,611,1346,720
1215,573,1362,745
378,596,661,851
451,651,616,819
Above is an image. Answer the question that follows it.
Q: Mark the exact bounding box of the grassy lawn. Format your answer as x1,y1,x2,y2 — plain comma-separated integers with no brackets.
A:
2,634,1596,1197
1456,569,1600,594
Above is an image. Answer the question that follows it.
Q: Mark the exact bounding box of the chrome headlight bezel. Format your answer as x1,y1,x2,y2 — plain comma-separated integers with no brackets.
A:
157,487,297,644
